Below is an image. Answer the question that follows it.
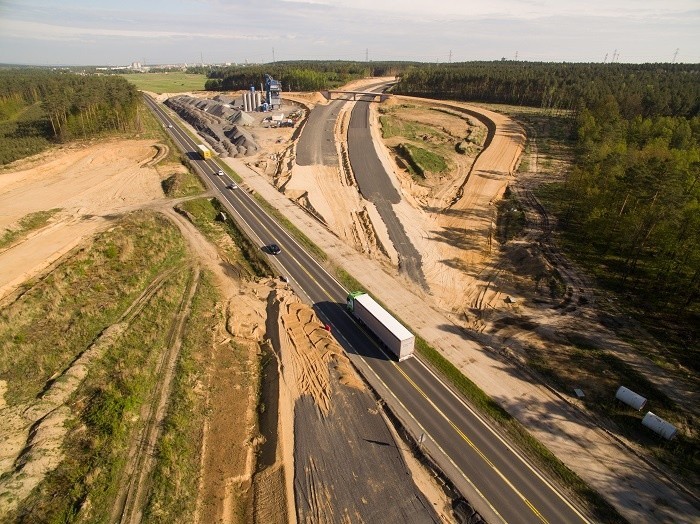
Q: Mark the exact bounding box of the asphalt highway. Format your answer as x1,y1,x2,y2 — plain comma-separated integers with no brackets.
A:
144,95,590,524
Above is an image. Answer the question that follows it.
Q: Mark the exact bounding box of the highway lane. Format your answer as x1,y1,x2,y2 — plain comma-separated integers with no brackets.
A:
144,95,590,524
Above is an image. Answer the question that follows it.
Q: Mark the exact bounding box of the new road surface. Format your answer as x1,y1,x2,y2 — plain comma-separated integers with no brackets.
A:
296,83,427,288
144,94,590,524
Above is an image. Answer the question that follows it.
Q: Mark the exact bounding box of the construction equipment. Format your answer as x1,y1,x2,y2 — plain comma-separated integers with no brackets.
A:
264,74,282,109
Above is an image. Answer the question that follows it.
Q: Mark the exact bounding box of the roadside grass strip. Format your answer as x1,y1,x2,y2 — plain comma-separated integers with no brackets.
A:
243,190,623,522
143,271,218,522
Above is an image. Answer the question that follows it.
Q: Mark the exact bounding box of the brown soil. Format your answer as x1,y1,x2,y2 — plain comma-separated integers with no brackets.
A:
254,78,400,267
6,79,695,523
0,139,168,301
162,207,275,524
0,94,448,522
268,289,440,523
0,140,169,516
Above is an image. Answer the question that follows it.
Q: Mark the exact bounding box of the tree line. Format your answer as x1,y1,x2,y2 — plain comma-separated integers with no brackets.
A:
204,61,411,92
394,62,700,118
0,70,139,164
564,97,699,318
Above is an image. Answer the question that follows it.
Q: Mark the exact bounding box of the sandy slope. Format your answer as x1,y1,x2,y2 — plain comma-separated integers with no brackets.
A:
0,140,167,301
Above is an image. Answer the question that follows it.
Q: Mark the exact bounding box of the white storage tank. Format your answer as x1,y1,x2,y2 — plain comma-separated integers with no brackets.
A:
615,386,647,411
642,412,677,440
244,92,251,112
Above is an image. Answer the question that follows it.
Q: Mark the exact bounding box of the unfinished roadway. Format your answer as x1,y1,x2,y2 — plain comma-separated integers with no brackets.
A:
296,83,427,289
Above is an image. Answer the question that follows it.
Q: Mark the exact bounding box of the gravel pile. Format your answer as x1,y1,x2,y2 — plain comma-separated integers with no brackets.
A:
165,95,258,157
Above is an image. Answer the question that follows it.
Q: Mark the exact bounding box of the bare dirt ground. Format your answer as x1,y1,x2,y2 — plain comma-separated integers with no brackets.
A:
262,82,400,266
0,113,454,522
0,138,269,522
0,140,172,515
4,81,696,522
0,139,168,301
227,83,698,522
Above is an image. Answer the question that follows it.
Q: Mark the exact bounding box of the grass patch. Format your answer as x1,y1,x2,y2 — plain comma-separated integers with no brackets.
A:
120,73,207,94
143,271,218,522
18,268,192,523
0,208,61,249
335,267,364,293
235,186,622,518
177,197,272,278
0,211,187,407
161,170,205,198
413,337,624,523
379,113,447,142
396,143,448,178
4,211,190,522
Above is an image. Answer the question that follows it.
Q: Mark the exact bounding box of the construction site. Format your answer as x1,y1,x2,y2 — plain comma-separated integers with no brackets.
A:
0,70,697,524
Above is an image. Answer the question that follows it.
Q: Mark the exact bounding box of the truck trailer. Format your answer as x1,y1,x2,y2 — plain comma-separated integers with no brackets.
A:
346,291,415,361
197,144,212,159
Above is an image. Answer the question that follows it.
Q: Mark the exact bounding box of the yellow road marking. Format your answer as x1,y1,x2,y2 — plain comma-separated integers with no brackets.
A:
234,194,549,523
155,98,551,523
395,365,549,524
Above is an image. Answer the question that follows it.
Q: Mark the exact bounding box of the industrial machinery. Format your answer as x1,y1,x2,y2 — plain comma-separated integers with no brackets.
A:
264,74,282,109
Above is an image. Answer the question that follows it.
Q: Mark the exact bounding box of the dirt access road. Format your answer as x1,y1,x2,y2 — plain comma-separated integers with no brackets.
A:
0,140,168,301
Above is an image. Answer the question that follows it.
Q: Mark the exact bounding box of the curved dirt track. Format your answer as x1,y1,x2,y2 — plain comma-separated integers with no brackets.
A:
0,140,167,301
113,264,201,524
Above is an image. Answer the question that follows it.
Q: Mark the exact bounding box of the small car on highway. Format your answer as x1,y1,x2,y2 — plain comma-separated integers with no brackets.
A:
216,169,224,176
226,183,238,190
267,243,281,255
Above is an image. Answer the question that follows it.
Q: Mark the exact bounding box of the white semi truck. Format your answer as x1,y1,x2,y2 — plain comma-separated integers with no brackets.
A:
346,291,415,361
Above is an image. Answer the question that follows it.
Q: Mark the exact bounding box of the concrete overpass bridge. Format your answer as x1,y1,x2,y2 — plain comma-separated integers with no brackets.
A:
321,90,392,102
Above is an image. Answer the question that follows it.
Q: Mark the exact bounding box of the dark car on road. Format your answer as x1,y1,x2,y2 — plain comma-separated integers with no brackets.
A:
267,243,281,255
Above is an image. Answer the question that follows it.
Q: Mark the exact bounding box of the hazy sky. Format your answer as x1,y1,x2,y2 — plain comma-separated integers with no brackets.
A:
0,0,698,65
